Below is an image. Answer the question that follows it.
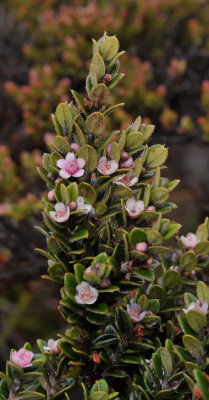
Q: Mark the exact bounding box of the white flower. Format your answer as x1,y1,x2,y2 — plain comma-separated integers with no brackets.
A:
75,281,98,305
76,196,92,213
43,339,60,354
97,157,118,175
183,300,208,315
49,202,70,223
127,303,147,323
180,233,199,249
125,198,145,218
114,173,138,187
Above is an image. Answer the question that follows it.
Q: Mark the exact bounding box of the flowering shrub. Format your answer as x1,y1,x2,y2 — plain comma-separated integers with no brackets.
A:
1,33,209,400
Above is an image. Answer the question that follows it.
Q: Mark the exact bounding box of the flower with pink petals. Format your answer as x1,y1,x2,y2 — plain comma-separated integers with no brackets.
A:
76,196,92,213
120,156,134,168
180,233,199,249
127,303,147,323
49,202,70,223
125,198,145,218
43,339,60,354
183,300,208,315
136,242,147,252
57,152,85,179
12,348,34,368
75,281,98,305
97,157,118,175
48,190,55,201
114,173,138,187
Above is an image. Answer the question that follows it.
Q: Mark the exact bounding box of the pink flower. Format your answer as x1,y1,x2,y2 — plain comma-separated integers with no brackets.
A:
125,198,145,218
97,157,118,175
127,303,147,323
48,190,55,201
180,233,199,249
183,300,208,315
49,202,70,222
71,143,80,152
114,173,138,187
76,196,92,213
136,242,147,252
57,152,85,179
120,156,134,168
75,281,98,305
43,339,60,354
12,348,34,368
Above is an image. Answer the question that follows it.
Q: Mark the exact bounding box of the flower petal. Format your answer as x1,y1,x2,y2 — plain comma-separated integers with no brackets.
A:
77,157,86,168
72,168,85,177
66,152,76,161
59,169,71,179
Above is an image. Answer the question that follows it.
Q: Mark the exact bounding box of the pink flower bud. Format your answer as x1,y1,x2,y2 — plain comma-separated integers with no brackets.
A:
120,151,129,160
55,177,62,184
104,74,112,83
120,157,134,168
70,201,77,210
48,190,55,201
71,143,80,152
136,242,147,252
12,348,34,368
147,205,156,212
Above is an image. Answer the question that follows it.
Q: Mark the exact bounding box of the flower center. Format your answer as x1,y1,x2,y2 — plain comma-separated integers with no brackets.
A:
101,162,111,173
56,209,66,218
80,288,92,301
120,176,131,185
66,160,79,174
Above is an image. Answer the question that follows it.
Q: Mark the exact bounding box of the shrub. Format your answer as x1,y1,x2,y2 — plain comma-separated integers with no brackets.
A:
1,33,209,400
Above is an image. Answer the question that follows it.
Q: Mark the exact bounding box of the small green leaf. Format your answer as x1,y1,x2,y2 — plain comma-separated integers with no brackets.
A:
129,228,147,246
77,144,98,171
78,182,97,204
186,310,207,333
92,53,105,79
69,229,89,242
183,335,204,360
163,270,181,289
150,187,169,204
100,36,119,61
160,348,173,375
195,241,209,256
55,103,73,136
86,112,105,136
146,145,168,168
180,251,197,271
197,281,209,304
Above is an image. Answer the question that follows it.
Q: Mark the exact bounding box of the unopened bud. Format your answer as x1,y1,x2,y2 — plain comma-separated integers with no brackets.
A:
104,74,112,83
121,151,129,160
70,201,77,210
48,190,55,201
71,143,80,152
